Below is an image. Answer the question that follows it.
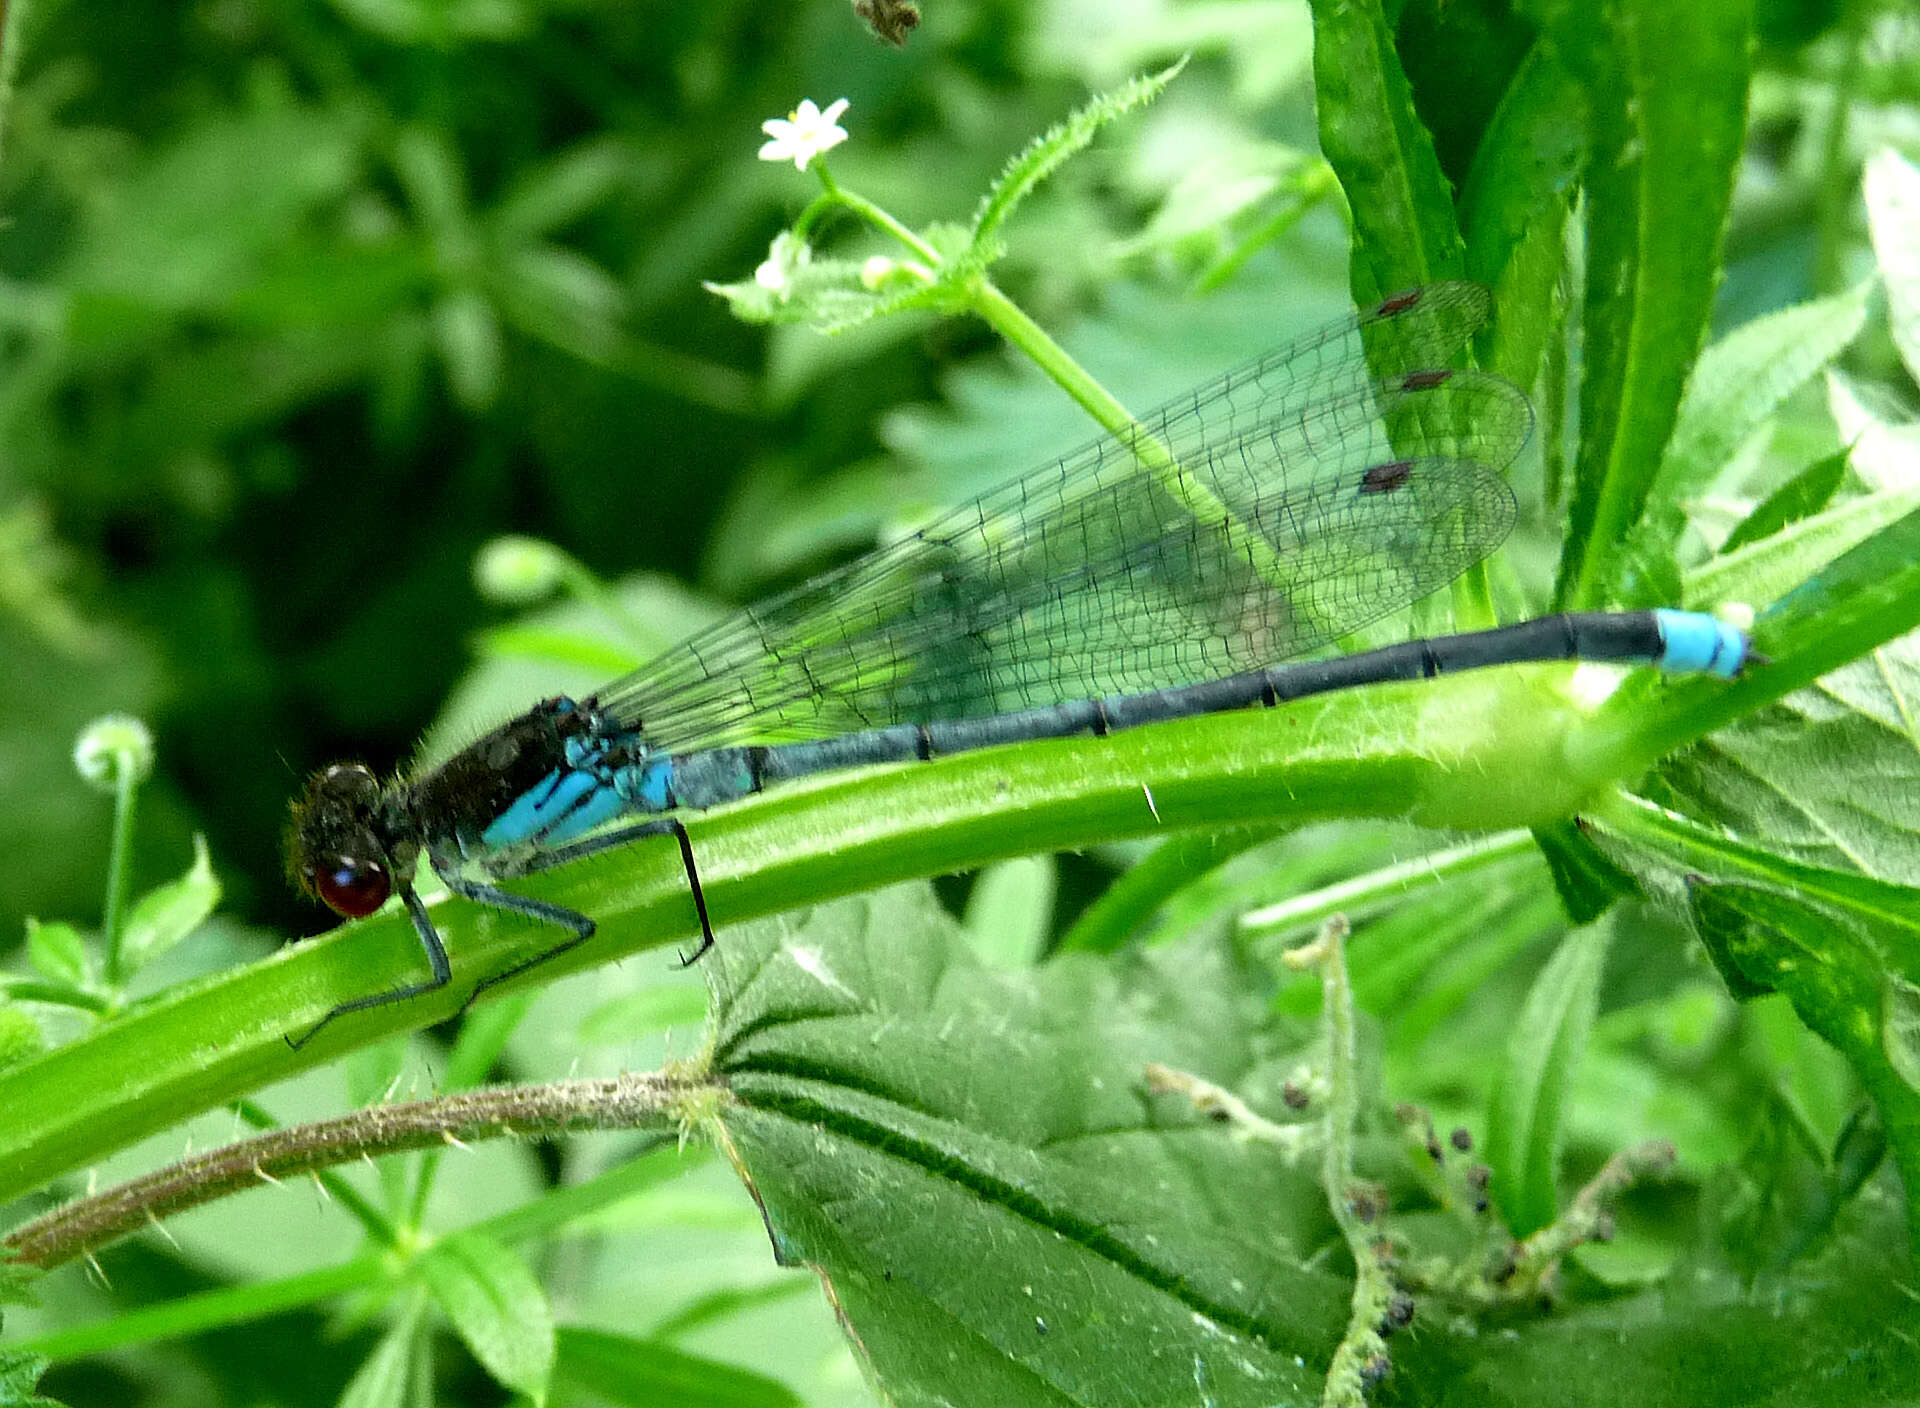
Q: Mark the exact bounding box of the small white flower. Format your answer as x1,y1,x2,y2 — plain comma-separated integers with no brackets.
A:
758,97,850,172
754,256,788,291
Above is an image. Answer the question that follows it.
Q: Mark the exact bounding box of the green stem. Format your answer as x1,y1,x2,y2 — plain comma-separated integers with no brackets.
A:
1811,0,1866,297
1240,830,1539,946
784,178,1313,619
14,1258,386,1361
230,1097,398,1249
100,757,139,990
0,0,25,170
1141,1060,1316,1162
970,277,1305,605
1057,827,1280,954
808,164,944,266
11,1136,687,1361
968,278,1141,439
789,190,840,244
0,981,111,1012
19,508,1918,1205
1293,915,1401,1406
1311,916,1360,1231
3,1074,698,1271
0,659,1783,1203
1194,163,1339,295
1585,789,1920,937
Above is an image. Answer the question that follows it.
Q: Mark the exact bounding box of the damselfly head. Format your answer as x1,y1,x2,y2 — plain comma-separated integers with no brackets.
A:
286,762,395,921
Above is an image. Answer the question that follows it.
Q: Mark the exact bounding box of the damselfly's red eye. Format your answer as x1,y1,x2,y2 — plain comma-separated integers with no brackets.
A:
312,855,391,918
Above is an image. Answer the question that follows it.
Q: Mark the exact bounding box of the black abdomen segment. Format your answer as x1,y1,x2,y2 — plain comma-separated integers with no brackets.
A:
739,611,1673,792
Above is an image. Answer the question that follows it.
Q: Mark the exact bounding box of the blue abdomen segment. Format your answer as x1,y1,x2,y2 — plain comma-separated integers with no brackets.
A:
1653,609,1748,679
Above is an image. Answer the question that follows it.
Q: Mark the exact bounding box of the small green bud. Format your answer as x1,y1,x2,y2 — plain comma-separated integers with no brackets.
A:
73,714,154,793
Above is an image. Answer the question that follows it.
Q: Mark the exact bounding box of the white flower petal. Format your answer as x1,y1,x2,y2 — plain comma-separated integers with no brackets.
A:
755,96,852,171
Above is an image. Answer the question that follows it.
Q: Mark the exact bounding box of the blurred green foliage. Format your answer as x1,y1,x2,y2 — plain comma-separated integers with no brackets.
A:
1,0,1275,937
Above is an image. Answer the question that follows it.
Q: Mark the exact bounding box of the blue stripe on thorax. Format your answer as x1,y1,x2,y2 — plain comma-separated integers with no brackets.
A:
480,742,677,850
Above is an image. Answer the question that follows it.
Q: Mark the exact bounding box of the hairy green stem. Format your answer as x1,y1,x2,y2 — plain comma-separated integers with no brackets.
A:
5,1070,713,1272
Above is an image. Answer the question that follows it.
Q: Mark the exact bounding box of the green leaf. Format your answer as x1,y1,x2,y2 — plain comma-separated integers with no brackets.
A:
120,834,220,976
391,125,472,237
431,289,505,411
961,855,1056,969
1581,799,1920,1253
1308,0,1467,298
1480,202,1571,423
1703,1100,1888,1279
1057,828,1277,955
553,1327,801,1408
66,108,362,314
332,0,531,43
578,982,709,1045
1719,448,1849,554
1824,369,1920,493
441,995,532,1094
1622,284,1872,594
709,887,1340,1407
65,323,381,474
0,1006,46,1073
1530,820,1635,925
1590,496,1920,773
489,138,631,245
705,886,1920,1405
1686,880,1780,1002
419,1231,555,1404
0,1260,42,1309
339,1300,428,1408
1282,875,1562,1052
1395,0,1536,192
1459,44,1586,288
1112,143,1318,262
1654,635,1920,889
494,244,626,364
1883,974,1920,1094
1552,0,1754,609
1685,478,1920,613
1406,1205,1918,1406
0,981,105,1015
1863,147,1920,387
23,920,86,988
0,1345,58,1408
968,59,1187,257
1659,284,1873,504
1486,927,1610,1235
706,228,971,334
